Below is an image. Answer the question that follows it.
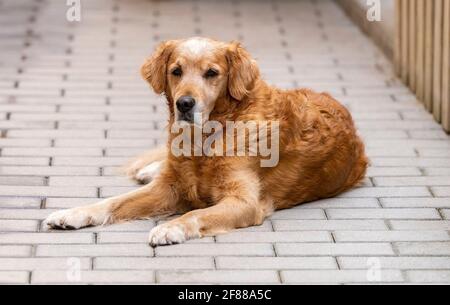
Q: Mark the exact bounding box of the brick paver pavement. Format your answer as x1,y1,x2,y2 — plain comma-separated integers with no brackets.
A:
0,0,449,284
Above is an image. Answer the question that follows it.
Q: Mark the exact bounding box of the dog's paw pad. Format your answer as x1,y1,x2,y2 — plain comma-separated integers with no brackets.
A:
148,223,187,247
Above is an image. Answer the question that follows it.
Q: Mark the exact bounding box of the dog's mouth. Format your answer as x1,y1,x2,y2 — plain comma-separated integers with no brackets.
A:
177,112,194,123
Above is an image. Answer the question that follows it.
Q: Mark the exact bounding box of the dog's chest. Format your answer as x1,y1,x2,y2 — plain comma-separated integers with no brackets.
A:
175,158,223,207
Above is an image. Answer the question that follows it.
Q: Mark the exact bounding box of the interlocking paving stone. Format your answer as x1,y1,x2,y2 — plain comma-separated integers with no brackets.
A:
326,208,441,220
0,220,39,232
1,0,450,285
390,221,450,231
216,257,338,270
155,244,275,257
281,270,404,284
334,231,450,242
406,271,450,283
0,258,92,270
95,257,214,270
36,244,154,257
0,271,30,284
0,233,94,244
273,220,388,231
157,270,280,284
0,246,32,257
0,197,42,209
275,243,395,256
395,242,450,256
380,198,450,208
338,257,450,270
31,270,156,284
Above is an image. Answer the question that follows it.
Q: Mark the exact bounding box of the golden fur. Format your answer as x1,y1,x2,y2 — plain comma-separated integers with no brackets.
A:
44,37,368,246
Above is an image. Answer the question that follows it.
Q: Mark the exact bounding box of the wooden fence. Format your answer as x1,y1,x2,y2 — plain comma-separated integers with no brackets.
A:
395,0,450,131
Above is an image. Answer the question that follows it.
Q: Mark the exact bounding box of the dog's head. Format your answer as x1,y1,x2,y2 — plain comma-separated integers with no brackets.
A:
141,37,260,125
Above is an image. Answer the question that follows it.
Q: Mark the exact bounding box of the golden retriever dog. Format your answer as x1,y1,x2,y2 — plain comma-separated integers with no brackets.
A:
44,37,368,246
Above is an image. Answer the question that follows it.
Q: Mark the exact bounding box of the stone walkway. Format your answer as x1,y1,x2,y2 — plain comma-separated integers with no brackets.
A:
0,0,449,284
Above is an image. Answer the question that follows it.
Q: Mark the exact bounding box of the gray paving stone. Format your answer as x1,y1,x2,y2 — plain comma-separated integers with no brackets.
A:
7,129,105,138
36,244,154,257
424,168,450,176
0,246,31,257
338,257,450,270
339,187,431,198
0,138,51,147
0,233,94,244
0,176,46,186
0,258,92,270
0,157,50,166
380,198,450,208
406,271,450,283
270,208,326,220
273,220,388,231
0,166,100,176
95,257,214,270
390,221,450,231
374,177,450,187
32,270,155,284
216,231,332,243
49,176,135,187
334,231,450,242
2,148,103,157
216,257,338,270
0,220,39,232
156,244,275,257
281,270,404,284
326,208,441,220
157,270,279,284
276,243,395,256
395,242,450,256
366,167,422,177
0,186,97,197
0,197,41,208
0,271,29,284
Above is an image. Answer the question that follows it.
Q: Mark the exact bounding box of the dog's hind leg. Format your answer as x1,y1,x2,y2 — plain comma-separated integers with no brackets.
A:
125,146,167,184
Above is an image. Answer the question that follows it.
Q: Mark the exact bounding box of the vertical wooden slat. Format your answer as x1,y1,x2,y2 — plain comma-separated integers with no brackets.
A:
442,0,450,131
433,0,443,121
401,0,409,83
394,0,402,75
416,0,426,101
409,0,417,91
424,0,434,111
394,0,450,132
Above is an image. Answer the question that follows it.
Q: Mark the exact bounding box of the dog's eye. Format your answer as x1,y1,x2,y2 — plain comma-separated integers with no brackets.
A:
172,68,182,77
205,69,219,78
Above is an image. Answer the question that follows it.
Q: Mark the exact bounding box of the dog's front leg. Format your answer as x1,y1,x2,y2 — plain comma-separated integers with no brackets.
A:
44,178,179,230
149,196,273,247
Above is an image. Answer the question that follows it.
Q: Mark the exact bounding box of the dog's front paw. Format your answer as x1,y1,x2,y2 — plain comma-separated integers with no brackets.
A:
44,209,94,230
44,203,111,230
148,223,191,247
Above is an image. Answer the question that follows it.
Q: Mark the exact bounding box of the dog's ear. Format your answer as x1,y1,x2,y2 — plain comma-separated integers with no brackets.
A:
141,40,177,94
226,42,260,101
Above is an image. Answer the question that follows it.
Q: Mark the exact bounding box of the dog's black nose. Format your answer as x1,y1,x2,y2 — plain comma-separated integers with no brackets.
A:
176,96,196,113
